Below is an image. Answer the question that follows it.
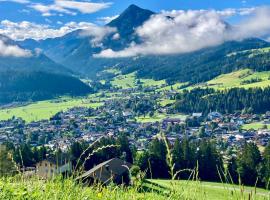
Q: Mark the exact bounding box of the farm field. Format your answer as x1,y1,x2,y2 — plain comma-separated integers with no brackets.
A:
0,98,103,123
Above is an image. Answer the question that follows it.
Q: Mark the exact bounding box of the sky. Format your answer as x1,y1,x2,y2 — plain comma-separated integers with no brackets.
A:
0,0,270,58
0,0,269,27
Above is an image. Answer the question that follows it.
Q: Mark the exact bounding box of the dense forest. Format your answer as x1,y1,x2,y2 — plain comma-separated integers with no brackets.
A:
174,87,270,114
0,71,92,104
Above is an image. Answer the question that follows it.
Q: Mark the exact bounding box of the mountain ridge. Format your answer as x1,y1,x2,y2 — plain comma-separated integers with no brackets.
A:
15,5,270,83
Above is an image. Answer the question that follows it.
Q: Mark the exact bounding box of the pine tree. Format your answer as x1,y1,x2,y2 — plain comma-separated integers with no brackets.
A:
237,142,261,186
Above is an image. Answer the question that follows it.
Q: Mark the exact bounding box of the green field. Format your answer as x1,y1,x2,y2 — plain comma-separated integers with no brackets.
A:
157,82,188,91
141,79,166,88
242,122,270,130
111,73,137,89
111,72,168,89
149,179,270,200
159,99,176,107
227,47,270,58
136,113,187,123
188,69,270,90
0,98,103,123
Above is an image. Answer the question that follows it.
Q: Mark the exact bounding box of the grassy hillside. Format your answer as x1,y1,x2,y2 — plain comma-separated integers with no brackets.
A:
189,69,270,90
0,177,269,200
150,179,270,200
111,72,167,89
0,98,103,123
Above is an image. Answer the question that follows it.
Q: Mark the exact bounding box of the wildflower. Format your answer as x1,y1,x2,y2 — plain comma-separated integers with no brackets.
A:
97,192,102,198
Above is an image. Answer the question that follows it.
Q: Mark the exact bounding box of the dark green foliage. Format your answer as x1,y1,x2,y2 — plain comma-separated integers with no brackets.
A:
175,87,270,114
261,143,270,188
197,140,224,181
136,137,224,181
0,71,92,104
117,133,133,163
237,143,261,186
226,157,239,184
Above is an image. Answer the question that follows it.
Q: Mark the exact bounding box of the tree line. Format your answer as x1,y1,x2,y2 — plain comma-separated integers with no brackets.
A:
175,87,270,114
1,136,269,189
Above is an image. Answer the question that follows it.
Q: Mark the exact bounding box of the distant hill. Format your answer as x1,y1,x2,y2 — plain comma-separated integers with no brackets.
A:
0,71,92,104
0,35,92,104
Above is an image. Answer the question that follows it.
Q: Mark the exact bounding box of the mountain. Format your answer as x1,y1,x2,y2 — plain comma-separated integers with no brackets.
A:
18,5,155,78
0,34,71,74
107,4,155,39
0,35,93,104
18,5,270,83
0,71,93,105
119,38,270,83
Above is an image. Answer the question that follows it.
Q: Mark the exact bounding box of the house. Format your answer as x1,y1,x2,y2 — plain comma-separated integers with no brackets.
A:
76,158,131,185
192,113,203,118
36,156,71,179
208,112,223,121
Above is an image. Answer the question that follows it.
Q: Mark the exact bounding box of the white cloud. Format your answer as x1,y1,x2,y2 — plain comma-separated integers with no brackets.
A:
0,20,116,43
30,0,112,16
95,7,270,58
0,40,32,57
30,3,76,16
79,25,116,46
97,15,119,24
0,0,29,4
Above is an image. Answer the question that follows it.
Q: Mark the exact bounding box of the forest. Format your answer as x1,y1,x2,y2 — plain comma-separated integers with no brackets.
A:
0,71,93,104
175,87,270,114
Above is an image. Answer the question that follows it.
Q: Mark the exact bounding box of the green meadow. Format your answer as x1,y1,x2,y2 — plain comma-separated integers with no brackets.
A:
111,73,137,89
242,122,270,130
149,179,270,200
189,69,270,90
0,98,103,123
111,72,167,89
136,113,187,123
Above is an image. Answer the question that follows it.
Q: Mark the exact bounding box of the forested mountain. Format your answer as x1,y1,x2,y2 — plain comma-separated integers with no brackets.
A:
18,5,270,84
0,34,71,75
0,35,93,104
0,71,92,104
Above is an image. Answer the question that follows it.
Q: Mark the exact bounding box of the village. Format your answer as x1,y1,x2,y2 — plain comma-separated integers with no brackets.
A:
1,93,270,153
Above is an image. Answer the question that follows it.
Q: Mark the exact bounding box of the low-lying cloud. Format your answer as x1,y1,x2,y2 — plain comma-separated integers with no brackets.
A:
0,40,32,57
80,25,116,46
95,7,270,58
0,20,114,41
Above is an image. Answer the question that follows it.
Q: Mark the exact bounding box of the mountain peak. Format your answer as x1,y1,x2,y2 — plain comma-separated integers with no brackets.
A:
107,5,155,37
126,4,144,11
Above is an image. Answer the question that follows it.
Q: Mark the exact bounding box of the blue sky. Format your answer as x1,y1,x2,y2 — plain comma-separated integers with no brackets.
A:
0,0,269,26
0,0,270,57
